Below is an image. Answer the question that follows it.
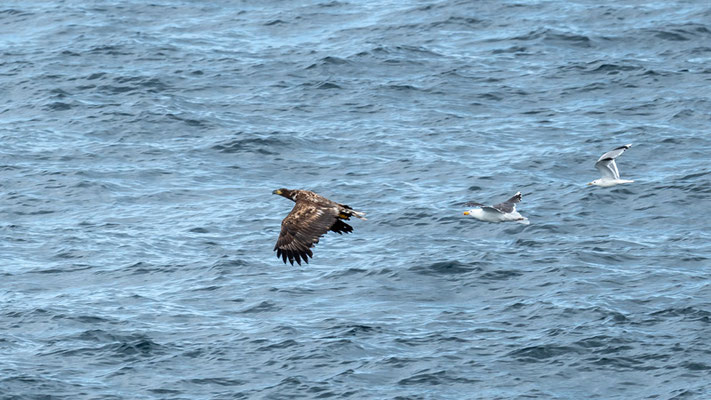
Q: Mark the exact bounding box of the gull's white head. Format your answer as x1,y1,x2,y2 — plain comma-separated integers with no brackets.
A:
463,209,483,218
588,179,603,186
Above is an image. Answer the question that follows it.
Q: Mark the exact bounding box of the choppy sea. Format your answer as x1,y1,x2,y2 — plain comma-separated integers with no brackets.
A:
2,1,710,399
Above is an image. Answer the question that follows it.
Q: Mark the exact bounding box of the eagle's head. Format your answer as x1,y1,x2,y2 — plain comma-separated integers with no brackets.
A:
273,188,296,201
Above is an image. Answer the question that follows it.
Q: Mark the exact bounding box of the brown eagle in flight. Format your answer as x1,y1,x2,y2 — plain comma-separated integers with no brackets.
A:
272,188,366,265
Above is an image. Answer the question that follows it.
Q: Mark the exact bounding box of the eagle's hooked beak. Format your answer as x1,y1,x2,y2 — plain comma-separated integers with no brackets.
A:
272,189,282,195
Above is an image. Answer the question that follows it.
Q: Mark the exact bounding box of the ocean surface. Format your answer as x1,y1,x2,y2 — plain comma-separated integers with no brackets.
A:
2,1,710,399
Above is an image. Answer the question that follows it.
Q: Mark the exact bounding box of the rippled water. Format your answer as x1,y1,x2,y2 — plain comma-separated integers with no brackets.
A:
2,1,710,398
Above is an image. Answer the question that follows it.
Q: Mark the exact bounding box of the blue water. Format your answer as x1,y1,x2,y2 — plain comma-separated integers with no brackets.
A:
2,1,710,398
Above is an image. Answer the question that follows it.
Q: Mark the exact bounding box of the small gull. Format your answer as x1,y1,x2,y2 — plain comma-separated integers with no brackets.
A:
588,144,634,187
463,192,529,224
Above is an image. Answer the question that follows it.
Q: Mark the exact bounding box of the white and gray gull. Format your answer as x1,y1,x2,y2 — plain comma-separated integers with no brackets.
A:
463,192,528,224
588,144,634,187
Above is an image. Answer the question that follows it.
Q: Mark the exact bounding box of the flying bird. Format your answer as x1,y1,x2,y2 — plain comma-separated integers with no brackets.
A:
463,192,528,223
272,188,366,266
588,144,634,187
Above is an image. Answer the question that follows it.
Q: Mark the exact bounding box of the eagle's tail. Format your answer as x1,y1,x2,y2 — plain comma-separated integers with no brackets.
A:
350,210,367,220
341,204,367,220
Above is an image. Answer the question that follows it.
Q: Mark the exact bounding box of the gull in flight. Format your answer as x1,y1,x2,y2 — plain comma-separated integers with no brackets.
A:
588,144,634,187
463,192,528,224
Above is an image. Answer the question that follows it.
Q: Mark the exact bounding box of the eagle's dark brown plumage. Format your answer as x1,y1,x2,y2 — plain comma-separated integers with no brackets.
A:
272,188,366,266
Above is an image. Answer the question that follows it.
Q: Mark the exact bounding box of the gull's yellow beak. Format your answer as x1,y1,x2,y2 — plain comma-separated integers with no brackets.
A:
463,211,470,215
586,182,593,186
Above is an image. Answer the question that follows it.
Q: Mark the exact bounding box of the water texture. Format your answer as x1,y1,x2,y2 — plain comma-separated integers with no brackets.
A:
1,1,710,399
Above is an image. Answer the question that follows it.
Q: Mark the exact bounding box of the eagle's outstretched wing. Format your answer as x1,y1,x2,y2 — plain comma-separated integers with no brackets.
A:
274,202,351,266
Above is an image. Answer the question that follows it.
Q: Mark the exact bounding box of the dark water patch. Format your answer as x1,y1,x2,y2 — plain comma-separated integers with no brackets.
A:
681,361,711,371
49,88,70,98
679,170,710,180
382,356,418,369
122,261,157,275
491,45,529,54
44,330,165,360
653,30,691,41
395,333,469,347
211,134,289,155
575,247,639,265
166,113,208,127
588,63,641,74
594,308,631,325
305,56,350,69
590,356,650,371
52,249,86,260
49,314,110,324
270,286,317,295
364,267,398,278
478,269,523,281
513,238,543,248
46,102,72,111
508,344,580,362
575,338,635,356
190,285,222,292
432,16,483,28
60,49,81,57
324,324,381,338
73,315,110,325
86,72,106,80
650,307,710,322
184,377,246,386
264,19,287,26
641,69,666,77
315,81,342,89
382,84,423,92
30,264,91,274
112,75,168,92
257,339,299,352
149,388,182,395
89,44,132,55
543,31,592,47
669,389,705,399
408,260,481,276
73,329,131,343
210,259,249,271
497,28,548,42
398,370,479,386
97,84,135,94
0,374,87,400
5,308,50,320
240,301,280,313
574,335,622,349
137,77,168,92
112,338,164,358
323,267,368,279
0,8,30,16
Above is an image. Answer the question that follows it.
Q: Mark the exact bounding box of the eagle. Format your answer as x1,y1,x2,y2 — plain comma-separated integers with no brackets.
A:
272,188,366,265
